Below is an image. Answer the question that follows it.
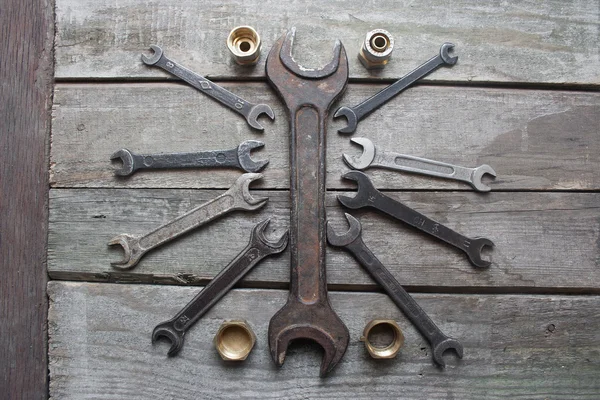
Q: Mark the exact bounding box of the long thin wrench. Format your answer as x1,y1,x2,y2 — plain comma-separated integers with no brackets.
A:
334,43,457,134
142,45,275,131
108,173,268,270
338,171,493,268
152,219,288,356
327,213,463,367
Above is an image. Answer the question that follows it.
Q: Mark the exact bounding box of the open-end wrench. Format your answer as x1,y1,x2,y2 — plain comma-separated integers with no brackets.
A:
152,218,288,356
265,28,350,376
338,171,493,268
111,140,269,176
343,137,496,192
334,43,458,134
142,45,275,131
108,173,268,270
327,213,463,367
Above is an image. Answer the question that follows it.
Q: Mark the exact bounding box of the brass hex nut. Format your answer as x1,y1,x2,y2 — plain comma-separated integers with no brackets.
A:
214,320,256,361
358,29,394,70
360,319,404,359
227,26,261,65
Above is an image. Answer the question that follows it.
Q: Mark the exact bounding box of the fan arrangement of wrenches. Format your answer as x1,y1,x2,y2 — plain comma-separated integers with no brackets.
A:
107,28,496,376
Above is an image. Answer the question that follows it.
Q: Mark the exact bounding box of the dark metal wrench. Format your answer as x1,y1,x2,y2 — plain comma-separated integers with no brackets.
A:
142,45,275,131
338,171,493,268
111,140,269,176
265,28,350,376
327,213,463,367
152,218,288,356
334,43,458,134
108,173,268,270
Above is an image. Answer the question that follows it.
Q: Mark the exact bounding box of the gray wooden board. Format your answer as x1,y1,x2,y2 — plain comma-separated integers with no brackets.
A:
51,83,600,191
47,281,600,399
54,0,600,84
48,188,600,290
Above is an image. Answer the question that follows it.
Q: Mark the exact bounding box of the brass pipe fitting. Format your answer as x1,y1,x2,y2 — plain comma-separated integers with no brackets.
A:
214,320,256,361
360,319,404,359
227,26,261,65
358,29,394,70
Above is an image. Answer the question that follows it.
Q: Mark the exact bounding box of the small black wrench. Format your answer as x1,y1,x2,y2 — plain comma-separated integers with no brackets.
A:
152,219,288,356
327,213,463,367
334,43,457,134
111,140,268,176
337,171,493,268
142,45,275,131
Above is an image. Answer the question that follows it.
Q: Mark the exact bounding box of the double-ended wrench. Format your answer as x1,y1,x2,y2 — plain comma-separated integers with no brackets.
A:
142,45,274,131
344,137,496,192
152,218,288,356
334,43,457,134
327,213,463,367
111,140,269,176
108,173,268,270
338,171,493,268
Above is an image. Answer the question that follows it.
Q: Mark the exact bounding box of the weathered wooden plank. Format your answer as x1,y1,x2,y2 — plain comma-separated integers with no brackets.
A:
50,83,600,190
48,188,600,291
48,282,600,399
54,0,600,84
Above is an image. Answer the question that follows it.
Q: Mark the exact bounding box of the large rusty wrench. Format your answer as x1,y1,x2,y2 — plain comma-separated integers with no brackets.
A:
265,28,350,376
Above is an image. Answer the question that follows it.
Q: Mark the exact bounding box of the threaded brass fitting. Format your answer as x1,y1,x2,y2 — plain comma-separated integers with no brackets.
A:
227,26,261,65
358,29,394,70
214,320,256,361
360,319,404,359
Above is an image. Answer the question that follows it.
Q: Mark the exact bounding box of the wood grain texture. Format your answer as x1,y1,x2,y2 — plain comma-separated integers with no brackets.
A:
48,282,600,399
50,83,600,190
48,188,600,291
0,0,54,398
54,0,600,84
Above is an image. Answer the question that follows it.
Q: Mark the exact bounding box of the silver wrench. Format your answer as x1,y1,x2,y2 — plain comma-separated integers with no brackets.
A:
111,140,269,176
343,137,496,192
108,173,268,270
142,45,275,131
327,213,463,367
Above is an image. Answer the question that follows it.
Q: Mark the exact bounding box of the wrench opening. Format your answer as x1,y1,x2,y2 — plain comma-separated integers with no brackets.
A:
110,149,135,176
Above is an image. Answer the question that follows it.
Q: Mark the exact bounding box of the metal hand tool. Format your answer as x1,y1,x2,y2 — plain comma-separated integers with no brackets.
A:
338,171,493,268
142,45,275,131
334,43,458,134
152,219,288,356
108,173,268,270
343,137,496,192
327,213,464,367
111,140,269,176
265,28,350,376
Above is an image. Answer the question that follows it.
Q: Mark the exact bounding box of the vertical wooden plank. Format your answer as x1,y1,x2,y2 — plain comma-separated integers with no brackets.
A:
0,0,54,398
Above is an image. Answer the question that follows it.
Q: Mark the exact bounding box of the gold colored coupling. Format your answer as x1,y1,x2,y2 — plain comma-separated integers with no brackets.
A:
358,29,394,70
360,319,404,359
214,320,256,361
227,26,262,65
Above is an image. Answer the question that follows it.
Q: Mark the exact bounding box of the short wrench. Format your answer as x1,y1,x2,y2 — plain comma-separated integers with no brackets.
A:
111,140,269,176
152,218,288,356
142,45,275,131
343,137,496,192
334,43,457,134
338,171,493,268
108,173,268,270
327,213,463,367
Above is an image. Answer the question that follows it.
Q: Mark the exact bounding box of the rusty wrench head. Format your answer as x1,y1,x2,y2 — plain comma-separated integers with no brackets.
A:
237,140,269,173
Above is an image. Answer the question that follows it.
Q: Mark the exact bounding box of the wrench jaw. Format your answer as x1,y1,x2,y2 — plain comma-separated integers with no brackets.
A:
246,104,275,131
279,27,342,79
110,149,135,176
229,173,269,211
337,171,379,209
152,321,185,357
432,337,464,368
326,213,362,247
470,164,496,192
141,45,163,66
439,43,458,65
252,219,289,253
108,234,142,270
342,138,375,170
237,140,270,173
465,237,494,269
333,107,358,135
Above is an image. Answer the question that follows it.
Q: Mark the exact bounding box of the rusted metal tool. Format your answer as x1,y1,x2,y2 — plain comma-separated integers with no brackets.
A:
108,173,268,270
265,28,350,376
152,219,288,356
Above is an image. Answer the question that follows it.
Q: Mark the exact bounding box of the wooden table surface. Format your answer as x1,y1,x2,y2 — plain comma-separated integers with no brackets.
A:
42,1,600,399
